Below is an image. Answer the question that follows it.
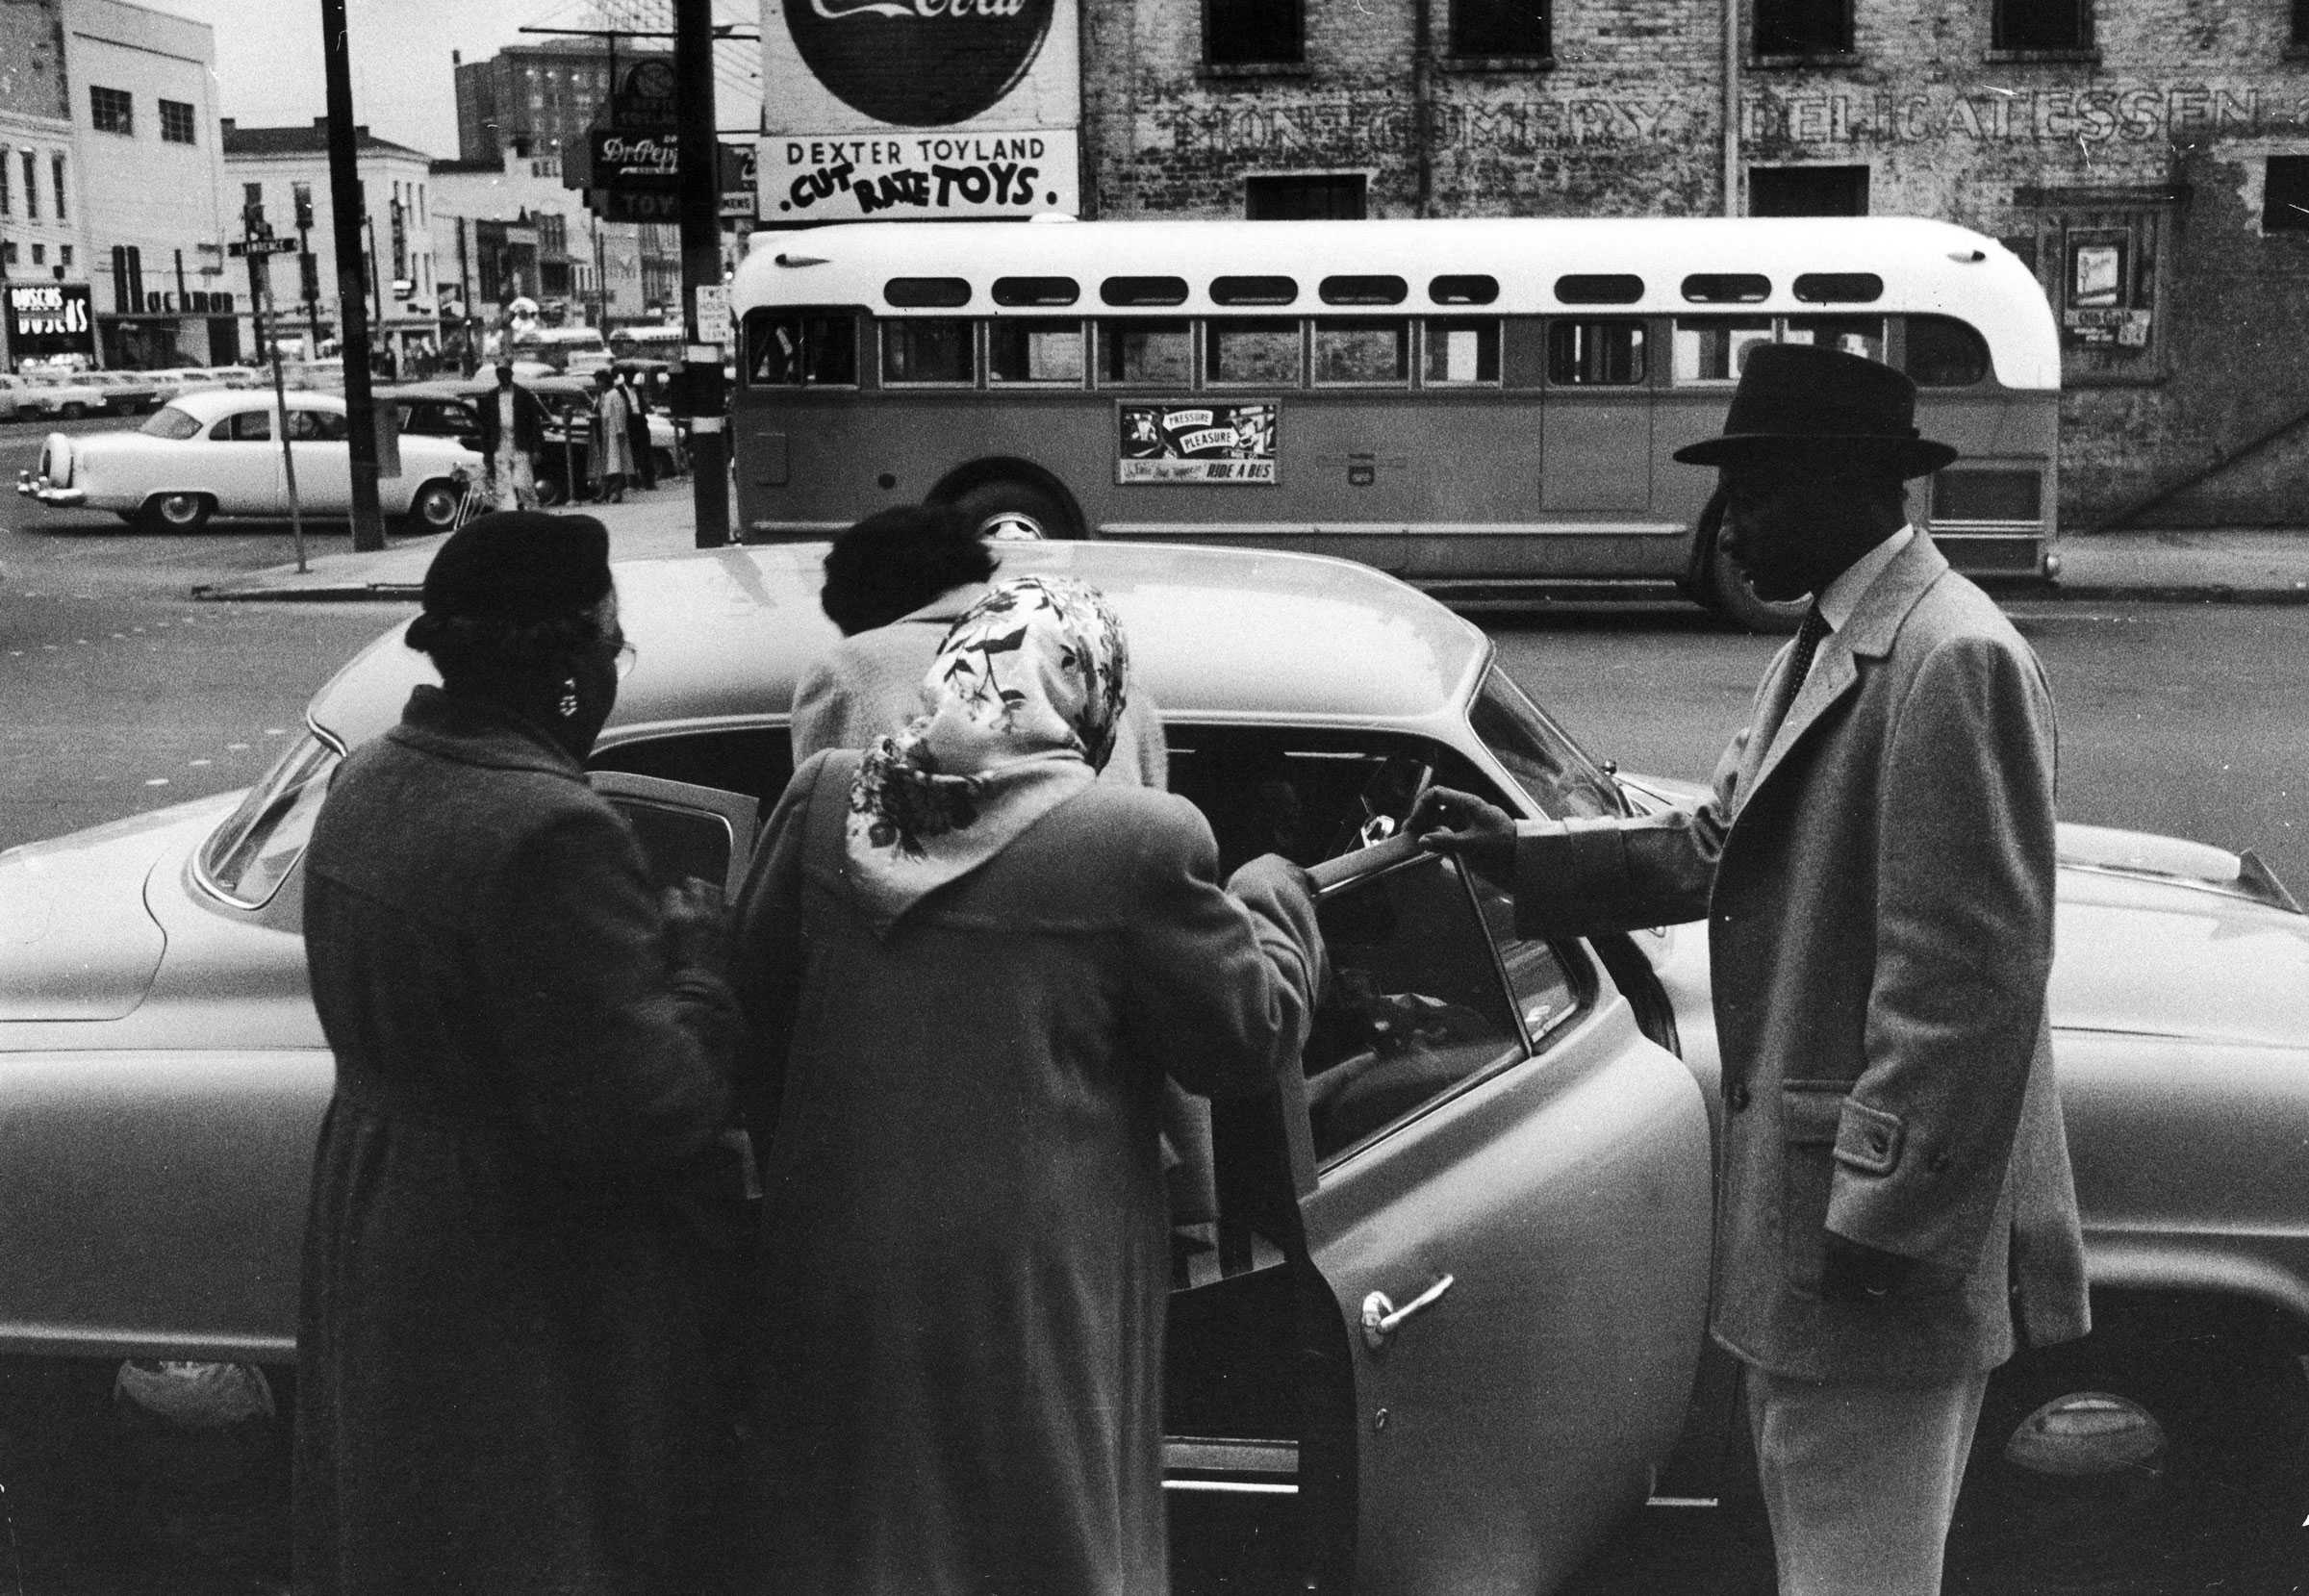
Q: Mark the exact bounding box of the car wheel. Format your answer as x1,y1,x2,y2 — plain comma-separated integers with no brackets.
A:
1704,540,1808,634
138,493,215,535
1945,1305,2309,1593
951,479,1080,543
405,479,463,533
60,402,88,421
534,473,570,508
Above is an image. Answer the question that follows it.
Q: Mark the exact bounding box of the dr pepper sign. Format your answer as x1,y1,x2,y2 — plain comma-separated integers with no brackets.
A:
760,0,1081,222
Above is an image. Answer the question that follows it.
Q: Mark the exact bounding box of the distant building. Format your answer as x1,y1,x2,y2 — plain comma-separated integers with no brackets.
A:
222,118,437,366
453,38,672,165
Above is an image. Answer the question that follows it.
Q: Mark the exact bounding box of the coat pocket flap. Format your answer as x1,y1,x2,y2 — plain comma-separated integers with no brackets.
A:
1834,1099,1904,1176
1780,1083,1845,1146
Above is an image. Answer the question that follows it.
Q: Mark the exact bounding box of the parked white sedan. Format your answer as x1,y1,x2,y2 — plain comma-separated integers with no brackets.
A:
14,388,480,533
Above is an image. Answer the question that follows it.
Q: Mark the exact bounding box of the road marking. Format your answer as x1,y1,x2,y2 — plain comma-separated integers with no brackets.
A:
189,759,212,768
144,777,168,787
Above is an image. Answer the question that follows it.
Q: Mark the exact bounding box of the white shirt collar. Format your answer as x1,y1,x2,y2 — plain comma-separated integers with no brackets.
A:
1817,524,1915,632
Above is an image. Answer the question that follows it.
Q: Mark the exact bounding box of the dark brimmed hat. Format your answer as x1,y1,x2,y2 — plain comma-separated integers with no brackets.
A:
1672,343,1959,479
420,511,611,623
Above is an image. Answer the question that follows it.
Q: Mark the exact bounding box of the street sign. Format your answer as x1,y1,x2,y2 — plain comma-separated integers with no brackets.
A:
695,284,731,346
229,237,300,257
719,142,758,219
612,60,678,131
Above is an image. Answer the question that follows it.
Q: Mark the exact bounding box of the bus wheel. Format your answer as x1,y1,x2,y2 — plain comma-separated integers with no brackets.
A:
1706,543,1807,634
952,480,1078,542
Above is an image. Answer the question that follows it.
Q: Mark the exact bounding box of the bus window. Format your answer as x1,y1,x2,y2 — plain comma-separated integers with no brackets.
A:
1429,274,1499,306
1422,319,1500,385
1682,273,1770,304
1903,315,1991,387
1207,318,1303,386
1098,320,1192,385
881,319,976,386
992,276,1078,307
1784,316,1885,363
990,319,1086,386
1673,317,1771,383
1212,274,1298,307
744,309,858,387
1320,274,1408,306
1314,319,1409,385
1546,319,1647,385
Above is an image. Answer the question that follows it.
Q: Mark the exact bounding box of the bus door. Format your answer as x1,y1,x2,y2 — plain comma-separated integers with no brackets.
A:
1537,316,1655,518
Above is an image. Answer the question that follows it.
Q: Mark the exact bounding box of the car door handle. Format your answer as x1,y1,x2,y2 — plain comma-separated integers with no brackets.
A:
1360,1274,1455,1351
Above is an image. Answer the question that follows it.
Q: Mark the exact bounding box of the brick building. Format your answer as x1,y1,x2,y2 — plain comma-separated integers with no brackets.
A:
1072,0,2309,526
454,38,672,165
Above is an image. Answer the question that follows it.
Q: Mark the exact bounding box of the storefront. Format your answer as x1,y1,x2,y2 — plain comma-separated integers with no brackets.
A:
5,281,98,371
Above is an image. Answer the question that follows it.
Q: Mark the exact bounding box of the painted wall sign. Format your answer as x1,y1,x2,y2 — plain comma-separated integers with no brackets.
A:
760,0,1079,217
1747,82,2309,146
6,282,96,360
1117,402,1279,485
768,132,1076,217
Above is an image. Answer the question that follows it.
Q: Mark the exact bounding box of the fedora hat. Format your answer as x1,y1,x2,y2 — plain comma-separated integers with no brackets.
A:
1672,343,1958,478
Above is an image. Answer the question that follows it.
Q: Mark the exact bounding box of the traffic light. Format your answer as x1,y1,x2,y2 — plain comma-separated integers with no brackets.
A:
241,182,266,238
292,185,315,232
299,251,320,304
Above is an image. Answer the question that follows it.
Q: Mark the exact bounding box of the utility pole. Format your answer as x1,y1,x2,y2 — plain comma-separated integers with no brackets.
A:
674,0,728,546
321,0,387,552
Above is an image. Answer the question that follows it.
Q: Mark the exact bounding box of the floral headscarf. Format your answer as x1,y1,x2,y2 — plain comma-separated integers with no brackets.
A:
845,576,1130,933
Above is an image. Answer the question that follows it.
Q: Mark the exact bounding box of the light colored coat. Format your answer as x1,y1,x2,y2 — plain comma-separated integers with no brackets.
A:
731,748,1323,1595
1512,534,2088,1381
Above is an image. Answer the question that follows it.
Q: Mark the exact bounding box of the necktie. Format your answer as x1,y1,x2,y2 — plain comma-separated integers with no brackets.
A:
1761,603,1831,754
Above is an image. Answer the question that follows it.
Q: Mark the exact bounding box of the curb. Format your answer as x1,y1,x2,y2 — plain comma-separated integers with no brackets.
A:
2047,582,2309,605
190,580,423,603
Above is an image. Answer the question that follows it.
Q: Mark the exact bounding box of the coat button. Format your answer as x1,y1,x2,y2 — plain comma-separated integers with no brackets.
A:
1727,1083,1751,1112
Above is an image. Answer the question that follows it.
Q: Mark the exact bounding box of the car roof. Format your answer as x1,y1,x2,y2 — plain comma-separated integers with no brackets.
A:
165,388,347,422
306,541,1493,751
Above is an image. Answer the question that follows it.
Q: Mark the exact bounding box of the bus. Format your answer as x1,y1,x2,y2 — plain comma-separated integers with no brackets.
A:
728,216,2059,629
609,324,685,362
509,325,611,374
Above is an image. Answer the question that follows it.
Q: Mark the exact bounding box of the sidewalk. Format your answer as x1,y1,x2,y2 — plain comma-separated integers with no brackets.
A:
191,500,2309,604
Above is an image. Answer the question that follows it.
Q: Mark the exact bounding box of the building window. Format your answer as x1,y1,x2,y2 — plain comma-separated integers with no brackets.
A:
31,243,45,265
1,241,15,267
0,148,10,215
2267,158,2309,231
89,85,134,136
20,149,37,219
159,99,196,144
1206,0,1302,65
60,244,72,267
1755,0,1850,56
1449,0,1549,57
51,152,65,219
1245,174,1368,219
1749,165,1869,215
1992,0,2092,51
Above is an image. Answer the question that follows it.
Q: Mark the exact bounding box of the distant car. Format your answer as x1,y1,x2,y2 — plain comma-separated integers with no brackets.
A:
13,387,479,533
0,373,29,421
16,372,111,420
85,371,164,415
0,542,2304,1591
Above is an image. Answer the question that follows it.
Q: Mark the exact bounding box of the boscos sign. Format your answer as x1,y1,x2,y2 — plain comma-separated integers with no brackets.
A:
6,283,96,362
761,0,1080,220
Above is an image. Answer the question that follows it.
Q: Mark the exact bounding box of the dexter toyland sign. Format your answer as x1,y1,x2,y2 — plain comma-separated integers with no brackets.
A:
761,0,1081,221
1118,403,1280,485
770,133,1075,217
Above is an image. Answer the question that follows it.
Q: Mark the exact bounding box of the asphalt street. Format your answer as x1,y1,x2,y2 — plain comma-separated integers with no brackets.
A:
6,412,2309,1593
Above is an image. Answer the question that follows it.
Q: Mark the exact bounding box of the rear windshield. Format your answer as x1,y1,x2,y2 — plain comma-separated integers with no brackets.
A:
140,405,204,441
195,732,341,907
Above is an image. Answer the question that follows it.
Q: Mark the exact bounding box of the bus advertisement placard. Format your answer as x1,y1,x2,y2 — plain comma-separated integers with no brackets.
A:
1118,402,1278,485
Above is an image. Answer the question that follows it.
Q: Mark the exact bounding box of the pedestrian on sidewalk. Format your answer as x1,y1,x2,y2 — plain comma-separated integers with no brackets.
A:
732,574,1325,1596
293,511,749,1596
589,367,637,504
617,364,657,490
1411,344,2090,1596
473,362,547,511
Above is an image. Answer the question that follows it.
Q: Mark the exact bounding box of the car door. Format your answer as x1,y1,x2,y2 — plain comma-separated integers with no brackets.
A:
1286,838,1713,1591
205,405,286,514
284,406,355,511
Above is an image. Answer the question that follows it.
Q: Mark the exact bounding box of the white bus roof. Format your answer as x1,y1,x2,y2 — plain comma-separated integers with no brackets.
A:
737,215,2057,390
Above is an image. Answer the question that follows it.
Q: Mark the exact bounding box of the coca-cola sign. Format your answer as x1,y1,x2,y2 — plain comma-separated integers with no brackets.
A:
781,0,1055,128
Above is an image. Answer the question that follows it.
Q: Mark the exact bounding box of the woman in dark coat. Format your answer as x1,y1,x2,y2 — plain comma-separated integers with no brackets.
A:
733,575,1326,1596
293,511,746,1596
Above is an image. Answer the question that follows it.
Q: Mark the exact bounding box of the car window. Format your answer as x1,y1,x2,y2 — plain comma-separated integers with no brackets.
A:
1469,665,1622,820
287,409,350,442
215,409,272,442
589,725,796,818
195,733,341,907
140,405,203,441
1465,871,1589,1043
1303,852,1524,1164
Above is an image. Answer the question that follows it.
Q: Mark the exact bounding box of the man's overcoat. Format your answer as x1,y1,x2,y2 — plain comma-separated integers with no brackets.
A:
294,687,744,1595
1512,535,2089,1381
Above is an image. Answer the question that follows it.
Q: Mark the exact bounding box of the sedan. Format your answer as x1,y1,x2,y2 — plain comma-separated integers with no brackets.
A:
15,371,111,420
0,543,2304,1593
14,387,480,533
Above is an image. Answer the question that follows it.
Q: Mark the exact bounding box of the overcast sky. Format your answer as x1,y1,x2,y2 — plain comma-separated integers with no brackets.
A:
139,0,547,158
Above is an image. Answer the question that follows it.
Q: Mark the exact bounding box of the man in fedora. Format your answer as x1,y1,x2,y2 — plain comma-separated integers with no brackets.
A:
1411,342,2089,1594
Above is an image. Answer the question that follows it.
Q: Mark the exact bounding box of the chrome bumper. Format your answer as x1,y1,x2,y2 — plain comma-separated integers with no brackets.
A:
14,470,84,505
